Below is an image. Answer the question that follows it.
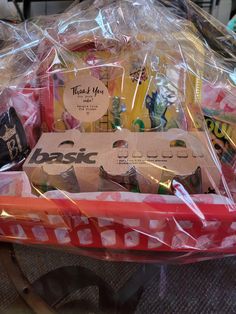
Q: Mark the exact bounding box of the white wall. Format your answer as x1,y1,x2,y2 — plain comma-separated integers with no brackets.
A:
212,0,232,24
30,1,72,16
0,0,233,24
0,0,21,19
0,0,72,19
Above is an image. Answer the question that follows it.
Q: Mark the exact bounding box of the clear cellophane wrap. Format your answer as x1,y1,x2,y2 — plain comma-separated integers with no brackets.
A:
0,0,236,263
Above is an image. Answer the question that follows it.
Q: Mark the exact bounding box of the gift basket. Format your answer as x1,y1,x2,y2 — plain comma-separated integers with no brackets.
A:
0,0,236,262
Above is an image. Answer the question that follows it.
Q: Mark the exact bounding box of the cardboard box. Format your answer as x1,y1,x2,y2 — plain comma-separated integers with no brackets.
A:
23,129,221,194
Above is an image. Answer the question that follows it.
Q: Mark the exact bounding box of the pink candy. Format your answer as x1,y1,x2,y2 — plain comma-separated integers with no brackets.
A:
202,83,236,117
0,172,33,197
0,83,41,148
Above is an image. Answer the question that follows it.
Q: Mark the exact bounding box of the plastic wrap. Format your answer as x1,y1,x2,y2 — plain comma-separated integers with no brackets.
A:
0,0,236,263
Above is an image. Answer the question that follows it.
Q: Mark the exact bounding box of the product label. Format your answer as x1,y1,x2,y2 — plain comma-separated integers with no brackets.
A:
29,148,98,165
0,107,28,168
204,115,236,165
63,75,110,122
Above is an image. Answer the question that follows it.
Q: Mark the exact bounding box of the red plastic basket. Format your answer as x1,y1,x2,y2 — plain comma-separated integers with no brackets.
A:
0,196,236,255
